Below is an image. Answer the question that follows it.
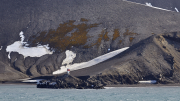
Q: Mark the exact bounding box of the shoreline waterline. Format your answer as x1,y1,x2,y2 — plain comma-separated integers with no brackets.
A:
1,81,180,88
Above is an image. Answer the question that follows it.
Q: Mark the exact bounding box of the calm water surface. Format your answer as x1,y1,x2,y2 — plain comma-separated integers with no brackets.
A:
0,84,180,101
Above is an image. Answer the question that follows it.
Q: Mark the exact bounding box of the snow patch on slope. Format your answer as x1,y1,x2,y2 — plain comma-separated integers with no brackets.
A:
19,31,26,44
145,2,152,7
62,50,76,65
175,7,179,12
6,41,53,59
0,46,2,50
53,47,129,75
144,2,172,12
124,0,172,12
6,31,53,59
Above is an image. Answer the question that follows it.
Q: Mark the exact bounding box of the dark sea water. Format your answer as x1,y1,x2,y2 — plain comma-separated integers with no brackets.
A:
0,84,180,101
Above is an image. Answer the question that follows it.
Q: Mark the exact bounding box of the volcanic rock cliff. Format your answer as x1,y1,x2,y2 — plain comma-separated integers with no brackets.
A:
70,33,180,84
1,0,180,83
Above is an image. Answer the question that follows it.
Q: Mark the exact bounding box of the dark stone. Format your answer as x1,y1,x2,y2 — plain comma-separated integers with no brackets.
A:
37,74,105,89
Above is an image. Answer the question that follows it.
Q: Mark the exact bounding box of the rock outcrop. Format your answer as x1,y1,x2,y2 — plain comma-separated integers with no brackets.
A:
37,74,104,89
70,32,180,84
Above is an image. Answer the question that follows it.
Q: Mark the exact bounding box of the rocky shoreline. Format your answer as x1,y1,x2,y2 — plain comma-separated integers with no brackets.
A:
35,73,180,89
36,74,104,89
1,82,179,89
1,76,180,89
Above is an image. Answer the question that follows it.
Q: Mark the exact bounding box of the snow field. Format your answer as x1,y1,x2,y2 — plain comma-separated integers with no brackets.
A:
6,31,53,59
53,47,129,75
